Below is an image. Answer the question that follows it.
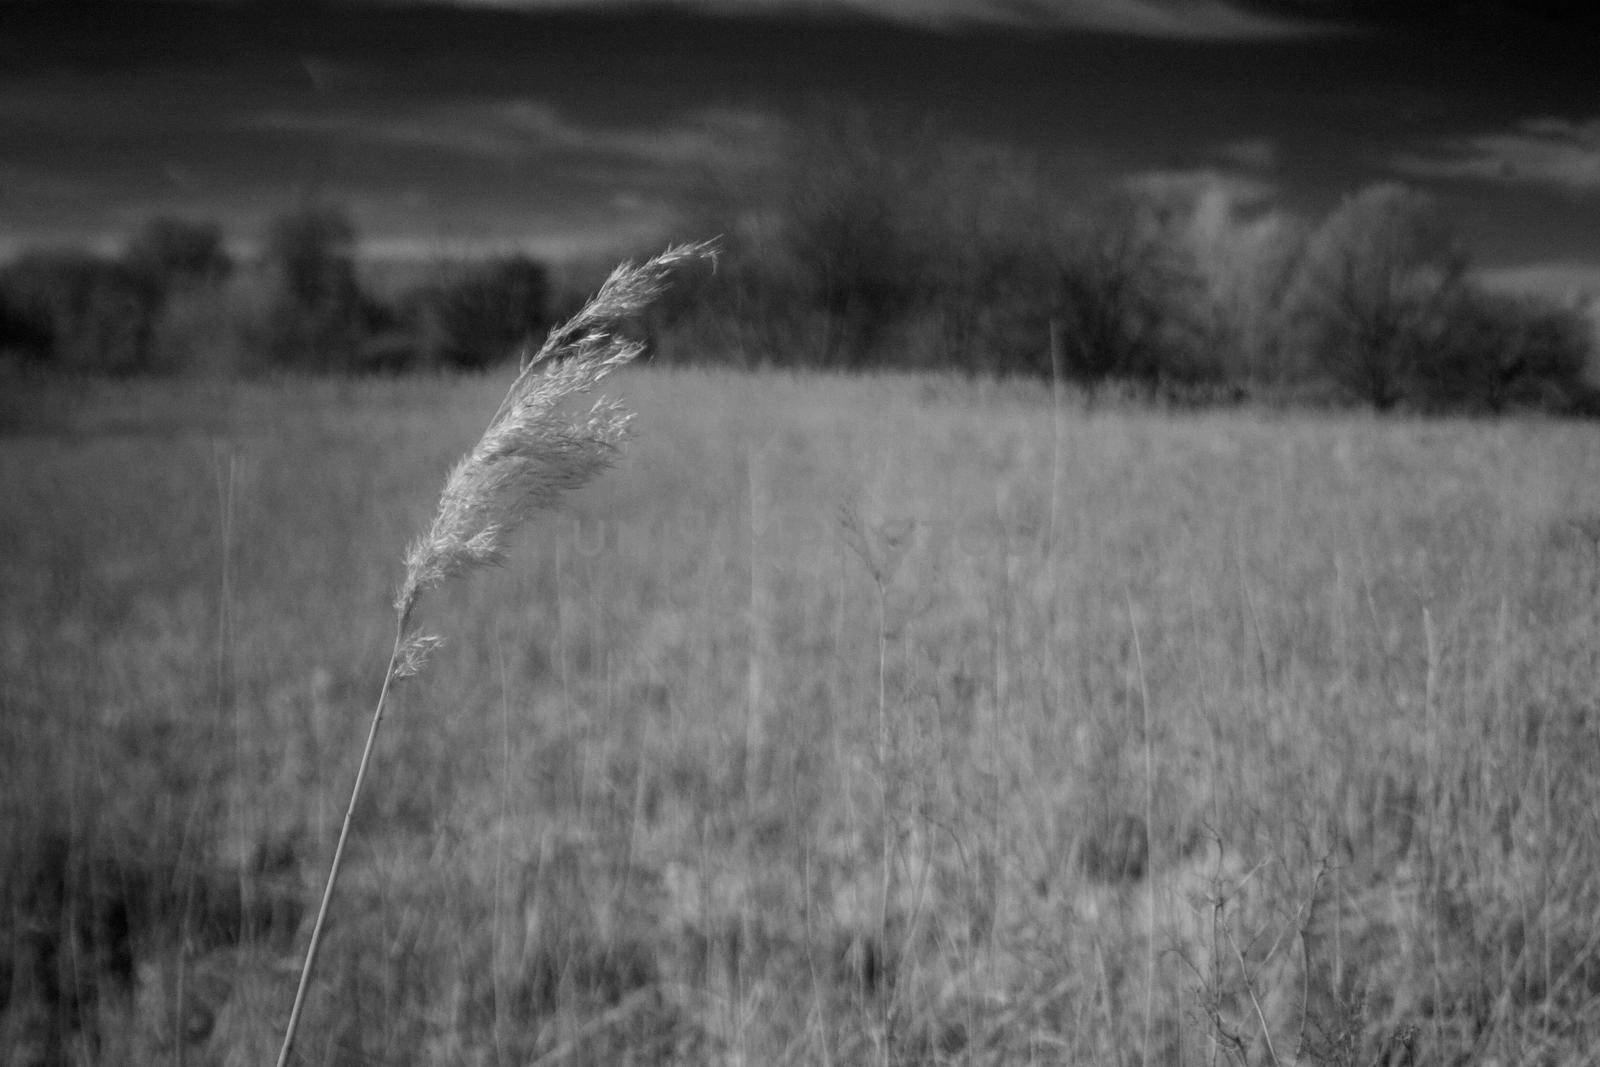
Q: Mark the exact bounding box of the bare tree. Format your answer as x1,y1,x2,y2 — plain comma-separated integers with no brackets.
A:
772,101,940,368
1289,183,1466,409
1055,192,1202,387
686,98,1064,373
1180,189,1311,384
261,204,365,370
1414,285,1593,412
0,250,160,372
412,255,552,369
124,217,232,291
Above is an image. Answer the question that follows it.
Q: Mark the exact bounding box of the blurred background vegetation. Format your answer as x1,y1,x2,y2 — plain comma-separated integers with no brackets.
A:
2,103,1595,414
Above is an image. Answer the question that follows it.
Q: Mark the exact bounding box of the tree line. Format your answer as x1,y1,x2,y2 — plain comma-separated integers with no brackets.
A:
0,207,553,377
2,107,1595,413
645,106,1597,414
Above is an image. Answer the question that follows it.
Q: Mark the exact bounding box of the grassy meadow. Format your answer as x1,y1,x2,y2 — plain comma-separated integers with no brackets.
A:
4,367,1600,1064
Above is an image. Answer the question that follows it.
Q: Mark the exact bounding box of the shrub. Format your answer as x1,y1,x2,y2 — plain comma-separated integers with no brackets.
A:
1413,285,1594,413
681,100,1067,373
0,250,161,373
407,255,552,369
260,205,365,370
627,222,822,368
124,216,232,292
766,102,937,368
1179,190,1312,384
1289,183,1467,409
1054,192,1206,386
0,270,55,364
146,272,274,377
910,142,1063,374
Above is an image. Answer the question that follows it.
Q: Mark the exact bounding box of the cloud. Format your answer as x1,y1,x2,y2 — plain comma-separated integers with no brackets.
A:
971,0,1332,37
1124,167,1277,206
252,109,525,161
250,101,781,171
495,101,780,167
201,99,791,261
1391,117,1600,191
358,217,673,264
1477,261,1600,305
1214,137,1280,171
433,0,1338,37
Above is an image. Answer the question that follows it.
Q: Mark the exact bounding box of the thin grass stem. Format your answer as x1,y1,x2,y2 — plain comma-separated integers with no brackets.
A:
275,623,405,1067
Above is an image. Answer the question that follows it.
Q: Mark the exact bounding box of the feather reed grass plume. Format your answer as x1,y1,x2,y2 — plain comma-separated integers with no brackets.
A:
397,238,716,669
276,239,716,1067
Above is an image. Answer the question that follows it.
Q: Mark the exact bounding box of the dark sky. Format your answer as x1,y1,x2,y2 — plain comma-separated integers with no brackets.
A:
1,0,1596,296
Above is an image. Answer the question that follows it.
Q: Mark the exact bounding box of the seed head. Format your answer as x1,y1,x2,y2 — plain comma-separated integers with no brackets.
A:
392,240,717,673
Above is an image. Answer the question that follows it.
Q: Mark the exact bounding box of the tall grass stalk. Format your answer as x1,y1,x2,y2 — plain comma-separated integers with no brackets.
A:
1125,588,1155,1067
838,500,913,1067
273,241,714,1067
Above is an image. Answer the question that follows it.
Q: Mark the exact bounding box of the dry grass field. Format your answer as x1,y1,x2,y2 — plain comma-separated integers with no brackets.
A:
4,367,1600,1065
